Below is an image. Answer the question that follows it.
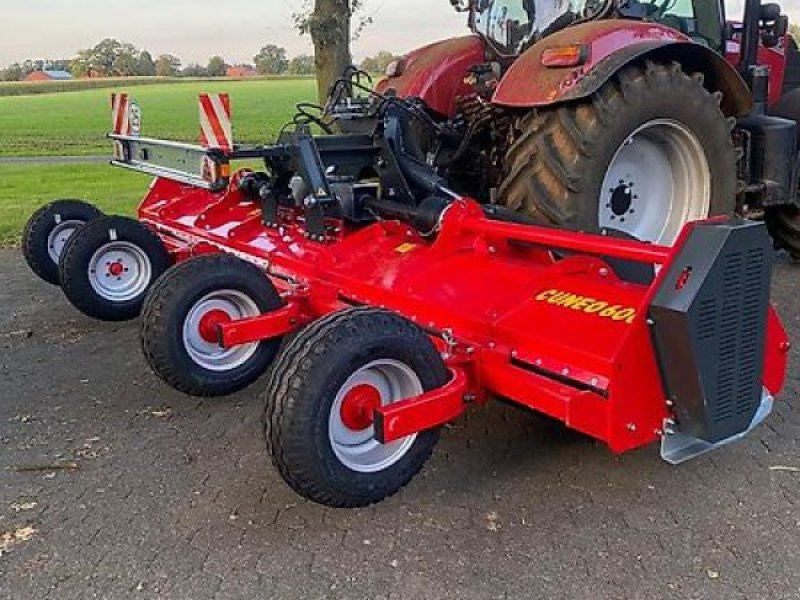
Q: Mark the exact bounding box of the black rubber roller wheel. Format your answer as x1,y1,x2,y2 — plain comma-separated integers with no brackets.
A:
22,200,103,285
497,60,737,245
263,307,448,508
59,216,171,321
141,254,284,397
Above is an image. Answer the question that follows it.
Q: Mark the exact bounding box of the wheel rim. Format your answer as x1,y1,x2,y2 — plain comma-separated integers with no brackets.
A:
182,290,260,372
88,241,152,302
329,359,422,474
599,119,711,245
47,220,84,264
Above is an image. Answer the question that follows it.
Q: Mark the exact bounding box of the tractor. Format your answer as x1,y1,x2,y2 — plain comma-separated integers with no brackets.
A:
18,0,794,507
364,0,799,250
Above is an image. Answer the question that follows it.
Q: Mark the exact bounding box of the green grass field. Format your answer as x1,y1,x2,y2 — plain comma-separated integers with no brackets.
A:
0,78,317,157
0,163,148,246
0,78,318,246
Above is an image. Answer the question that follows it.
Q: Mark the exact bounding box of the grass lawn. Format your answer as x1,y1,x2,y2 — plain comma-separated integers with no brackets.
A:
0,78,317,157
0,164,150,246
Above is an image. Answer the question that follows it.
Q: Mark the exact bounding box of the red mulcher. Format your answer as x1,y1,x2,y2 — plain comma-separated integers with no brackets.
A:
22,82,790,506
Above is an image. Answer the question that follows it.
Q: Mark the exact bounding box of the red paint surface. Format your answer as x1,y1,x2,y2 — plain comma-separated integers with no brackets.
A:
493,20,690,107
138,174,788,455
375,36,486,118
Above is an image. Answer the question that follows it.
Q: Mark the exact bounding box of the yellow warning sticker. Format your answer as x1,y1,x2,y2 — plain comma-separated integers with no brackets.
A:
535,289,638,325
395,243,419,254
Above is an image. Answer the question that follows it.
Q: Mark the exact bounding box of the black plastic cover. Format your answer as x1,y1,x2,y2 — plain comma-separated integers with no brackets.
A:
649,220,772,444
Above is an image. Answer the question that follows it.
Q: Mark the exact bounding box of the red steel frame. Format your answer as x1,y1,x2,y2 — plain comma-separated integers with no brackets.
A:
139,172,790,455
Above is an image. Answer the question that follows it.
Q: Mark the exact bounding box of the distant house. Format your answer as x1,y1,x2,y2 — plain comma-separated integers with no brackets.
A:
25,70,73,82
226,66,258,78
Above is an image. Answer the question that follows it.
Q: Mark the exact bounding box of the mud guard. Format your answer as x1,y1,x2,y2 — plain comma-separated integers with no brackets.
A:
492,20,752,117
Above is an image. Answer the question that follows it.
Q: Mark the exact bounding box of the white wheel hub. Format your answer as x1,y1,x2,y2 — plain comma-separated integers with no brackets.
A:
88,241,152,302
599,119,711,245
329,360,422,474
182,290,260,372
47,220,84,264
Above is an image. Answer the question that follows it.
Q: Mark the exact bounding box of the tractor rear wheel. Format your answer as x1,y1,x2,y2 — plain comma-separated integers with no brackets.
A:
766,93,800,259
263,308,448,508
766,153,800,260
141,254,284,397
497,61,736,245
22,200,103,285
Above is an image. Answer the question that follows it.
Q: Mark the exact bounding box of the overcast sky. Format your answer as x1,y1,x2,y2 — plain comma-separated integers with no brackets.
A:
0,0,797,67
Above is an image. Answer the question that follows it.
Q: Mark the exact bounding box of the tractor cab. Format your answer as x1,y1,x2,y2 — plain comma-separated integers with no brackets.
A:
465,0,787,60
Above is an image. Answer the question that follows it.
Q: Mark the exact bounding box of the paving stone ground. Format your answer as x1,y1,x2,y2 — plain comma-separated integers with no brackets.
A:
0,249,798,600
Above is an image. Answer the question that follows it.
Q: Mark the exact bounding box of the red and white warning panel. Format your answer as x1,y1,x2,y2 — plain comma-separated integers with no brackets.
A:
109,92,233,191
199,93,233,150
111,93,141,137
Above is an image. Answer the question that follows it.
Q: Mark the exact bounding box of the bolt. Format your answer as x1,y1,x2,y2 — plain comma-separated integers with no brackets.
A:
488,342,496,349
665,399,675,408
590,378,599,387
647,318,655,327
627,423,637,432
599,268,609,277
561,368,570,376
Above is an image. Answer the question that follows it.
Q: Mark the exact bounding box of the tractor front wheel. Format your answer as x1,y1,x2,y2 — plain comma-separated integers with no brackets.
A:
140,254,284,397
263,308,448,508
59,216,171,321
497,61,737,245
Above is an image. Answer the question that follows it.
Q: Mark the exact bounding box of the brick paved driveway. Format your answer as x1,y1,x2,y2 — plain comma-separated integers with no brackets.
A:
0,250,798,600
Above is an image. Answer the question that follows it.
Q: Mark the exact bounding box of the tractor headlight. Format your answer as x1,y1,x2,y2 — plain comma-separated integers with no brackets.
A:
385,59,405,78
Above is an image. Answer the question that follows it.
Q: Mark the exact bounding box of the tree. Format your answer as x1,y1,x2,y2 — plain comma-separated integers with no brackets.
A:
114,43,141,76
360,51,398,74
791,23,799,44
294,0,370,102
138,51,156,76
70,50,93,78
0,63,23,81
182,63,209,78
254,45,289,75
288,54,316,76
207,56,228,77
155,54,181,77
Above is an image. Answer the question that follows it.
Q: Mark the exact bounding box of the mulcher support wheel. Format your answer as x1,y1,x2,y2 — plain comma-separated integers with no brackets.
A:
141,254,284,397
22,200,103,285
497,60,737,245
59,216,171,321
263,307,449,508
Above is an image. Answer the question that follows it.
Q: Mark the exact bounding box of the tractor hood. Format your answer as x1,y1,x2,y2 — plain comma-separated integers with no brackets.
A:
375,35,487,118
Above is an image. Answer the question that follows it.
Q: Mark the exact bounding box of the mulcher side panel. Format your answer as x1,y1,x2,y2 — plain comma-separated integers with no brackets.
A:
649,222,772,444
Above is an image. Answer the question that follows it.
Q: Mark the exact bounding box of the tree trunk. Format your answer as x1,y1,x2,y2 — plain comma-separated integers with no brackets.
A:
309,0,352,103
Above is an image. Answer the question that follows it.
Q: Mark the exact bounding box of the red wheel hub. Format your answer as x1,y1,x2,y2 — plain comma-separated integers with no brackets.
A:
340,385,382,431
198,309,232,344
108,261,124,277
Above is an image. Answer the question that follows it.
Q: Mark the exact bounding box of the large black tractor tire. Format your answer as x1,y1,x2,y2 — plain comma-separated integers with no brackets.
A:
766,89,800,259
263,307,448,508
141,254,284,398
22,200,103,285
497,61,737,245
59,216,171,321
